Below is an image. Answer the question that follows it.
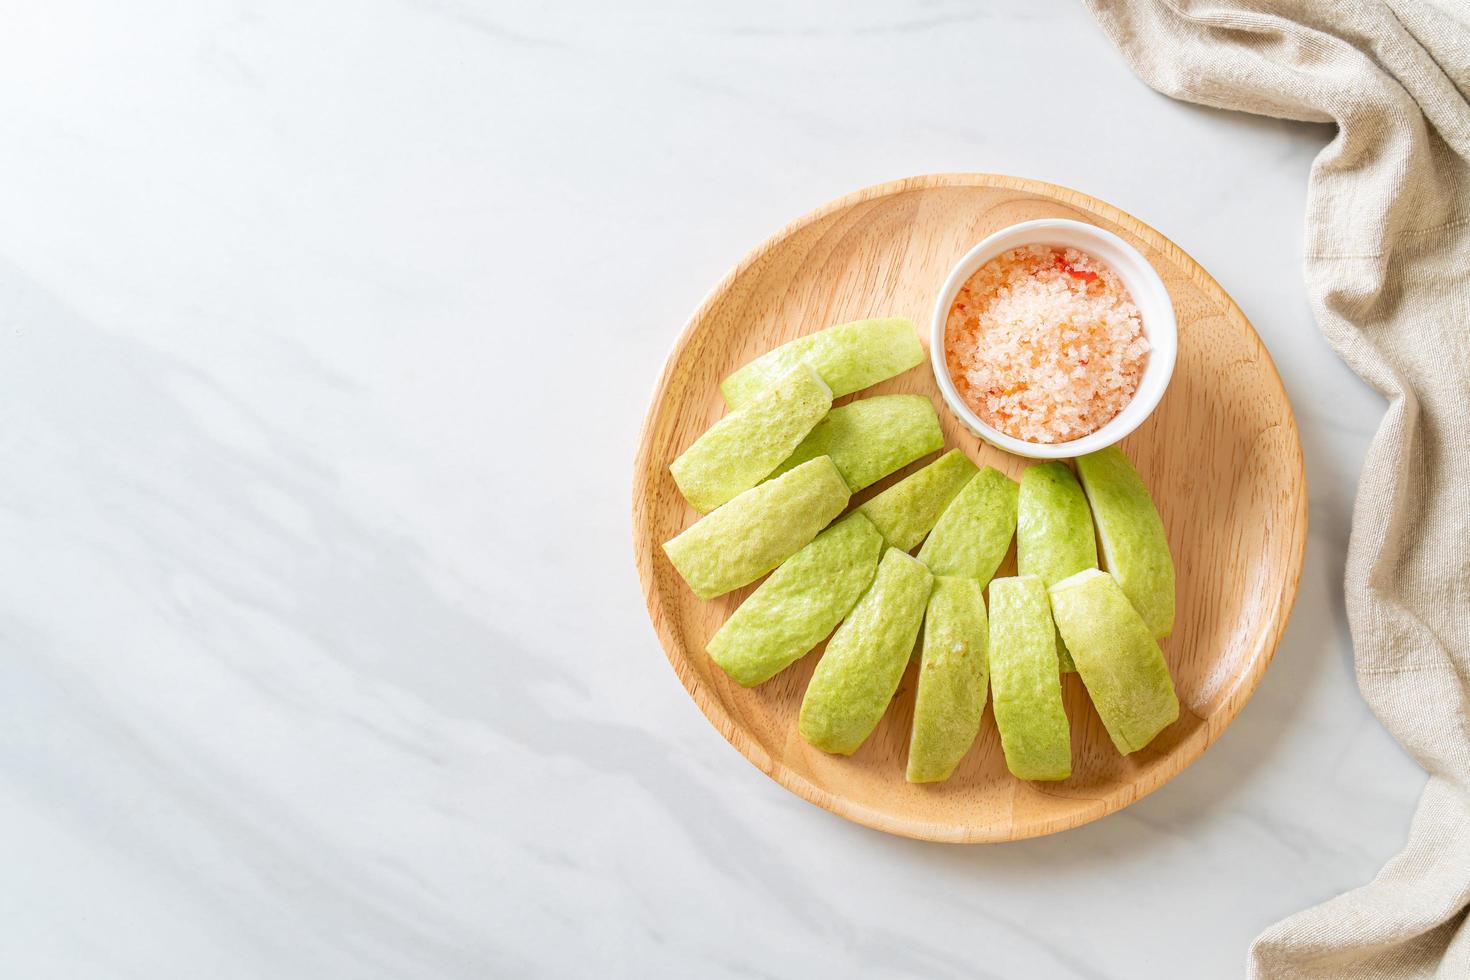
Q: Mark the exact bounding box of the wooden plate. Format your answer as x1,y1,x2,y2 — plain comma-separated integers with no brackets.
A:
632,174,1307,843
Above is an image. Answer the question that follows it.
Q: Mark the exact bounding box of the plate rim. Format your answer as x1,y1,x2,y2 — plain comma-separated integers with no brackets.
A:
631,172,1309,843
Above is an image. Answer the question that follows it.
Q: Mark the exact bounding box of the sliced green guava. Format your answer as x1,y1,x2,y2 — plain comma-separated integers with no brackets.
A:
916,466,1018,583
706,512,884,687
1017,462,1098,673
988,575,1071,781
770,394,942,492
798,548,933,755
670,362,832,513
1075,446,1175,639
906,576,989,783
720,317,924,408
857,449,978,553
1049,569,1179,755
663,456,849,600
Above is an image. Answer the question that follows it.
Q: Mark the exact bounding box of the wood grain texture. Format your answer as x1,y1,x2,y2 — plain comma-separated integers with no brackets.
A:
631,174,1308,843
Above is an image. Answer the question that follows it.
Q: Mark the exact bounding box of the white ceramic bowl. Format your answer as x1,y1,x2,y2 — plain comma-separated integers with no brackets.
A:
930,218,1177,460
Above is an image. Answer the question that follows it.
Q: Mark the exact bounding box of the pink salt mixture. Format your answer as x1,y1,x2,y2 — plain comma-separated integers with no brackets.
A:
944,244,1149,444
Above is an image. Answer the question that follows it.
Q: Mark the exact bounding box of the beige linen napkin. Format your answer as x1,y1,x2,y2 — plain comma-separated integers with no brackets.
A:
1083,1,1470,976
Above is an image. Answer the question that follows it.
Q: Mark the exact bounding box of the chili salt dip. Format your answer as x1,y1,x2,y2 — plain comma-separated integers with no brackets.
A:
944,244,1149,444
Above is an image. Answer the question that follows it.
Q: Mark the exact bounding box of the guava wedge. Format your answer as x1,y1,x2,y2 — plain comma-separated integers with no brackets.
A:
798,548,933,755
707,512,884,687
1075,446,1175,639
770,394,942,492
1017,462,1098,672
720,317,924,408
906,576,989,783
663,456,849,600
670,362,832,513
916,465,1018,583
1048,569,1179,754
988,575,1071,781
857,449,979,552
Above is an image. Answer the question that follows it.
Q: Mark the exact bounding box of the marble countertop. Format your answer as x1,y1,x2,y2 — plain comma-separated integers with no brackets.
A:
0,1,1423,977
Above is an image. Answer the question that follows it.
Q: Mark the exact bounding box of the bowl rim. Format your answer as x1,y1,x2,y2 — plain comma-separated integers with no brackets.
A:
929,217,1178,460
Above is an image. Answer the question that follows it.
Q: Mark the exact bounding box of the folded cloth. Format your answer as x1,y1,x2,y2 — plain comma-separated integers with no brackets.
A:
1084,1,1470,976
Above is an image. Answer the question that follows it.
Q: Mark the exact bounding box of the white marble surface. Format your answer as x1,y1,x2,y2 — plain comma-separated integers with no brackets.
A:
0,1,1426,977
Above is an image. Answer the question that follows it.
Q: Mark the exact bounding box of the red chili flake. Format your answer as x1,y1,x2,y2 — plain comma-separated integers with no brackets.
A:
1054,252,1099,283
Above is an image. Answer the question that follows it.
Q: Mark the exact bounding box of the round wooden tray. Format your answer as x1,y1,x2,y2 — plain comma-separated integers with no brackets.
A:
632,174,1307,843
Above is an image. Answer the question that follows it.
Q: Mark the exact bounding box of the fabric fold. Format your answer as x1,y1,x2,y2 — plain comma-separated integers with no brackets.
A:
1083,1,1470,976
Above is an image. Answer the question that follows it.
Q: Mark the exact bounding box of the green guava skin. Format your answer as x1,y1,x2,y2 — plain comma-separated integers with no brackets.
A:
906,576,989,783
1017,461,1098,672
671,362,832,514
857,449,979,553
770,394,942,492
707,512,884,687
720,317,924,409
989,575,1072,781
799,548,934,756
663,456,849,600
1049,568,1179,755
